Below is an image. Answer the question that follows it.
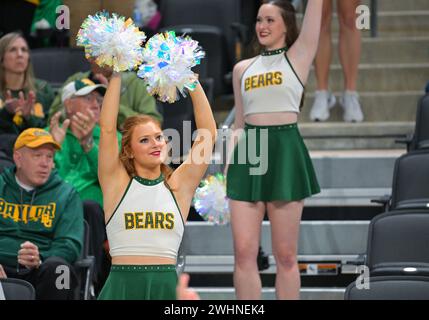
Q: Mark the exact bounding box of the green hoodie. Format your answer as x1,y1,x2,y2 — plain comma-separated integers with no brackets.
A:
0,166,83,268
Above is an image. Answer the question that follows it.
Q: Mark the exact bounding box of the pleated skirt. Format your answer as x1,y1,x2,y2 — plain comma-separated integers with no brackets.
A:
226,123,320,202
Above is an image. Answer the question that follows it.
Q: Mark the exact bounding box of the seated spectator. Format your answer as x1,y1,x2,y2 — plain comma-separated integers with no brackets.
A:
49,78,121,207
0,32,54,136
0,128,83,300
49,60,162,129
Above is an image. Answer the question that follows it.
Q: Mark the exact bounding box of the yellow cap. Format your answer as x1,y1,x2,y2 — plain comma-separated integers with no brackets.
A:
14,128,61,151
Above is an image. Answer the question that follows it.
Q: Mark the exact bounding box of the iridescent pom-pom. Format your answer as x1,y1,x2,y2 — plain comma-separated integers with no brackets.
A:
193,173,230,225
77,12,146,72
137,31,205,103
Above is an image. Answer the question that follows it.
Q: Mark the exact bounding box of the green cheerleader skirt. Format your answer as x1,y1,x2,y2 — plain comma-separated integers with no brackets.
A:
97,264,177,300
226,123,320,202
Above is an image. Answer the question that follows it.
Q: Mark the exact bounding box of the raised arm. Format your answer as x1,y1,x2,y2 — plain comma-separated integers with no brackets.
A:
287,0,323,84
169,82,217,198
98,73,129,215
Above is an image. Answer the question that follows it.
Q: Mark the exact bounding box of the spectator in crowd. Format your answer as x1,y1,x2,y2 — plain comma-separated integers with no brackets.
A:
49,78,121,207
0,32,54,135
309,0,363,122
49,60,162,130
0,128,83,300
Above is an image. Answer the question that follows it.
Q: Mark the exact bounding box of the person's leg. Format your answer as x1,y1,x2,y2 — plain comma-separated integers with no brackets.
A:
314,0,333,91
310,0,336,121
337,0,361,91
266,200,303,300
30,257,78,300
230,199,265,300
337,0,363,122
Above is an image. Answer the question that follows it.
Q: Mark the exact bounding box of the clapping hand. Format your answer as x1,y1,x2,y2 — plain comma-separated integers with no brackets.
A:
4,90,35,118
70,109,96,142
50,111,70,145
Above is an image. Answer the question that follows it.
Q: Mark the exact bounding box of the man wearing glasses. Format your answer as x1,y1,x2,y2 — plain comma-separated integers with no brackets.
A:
0,128,84,299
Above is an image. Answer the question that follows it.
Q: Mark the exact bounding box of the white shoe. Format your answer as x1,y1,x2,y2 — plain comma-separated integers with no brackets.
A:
309,90,336,121
341,91,364,122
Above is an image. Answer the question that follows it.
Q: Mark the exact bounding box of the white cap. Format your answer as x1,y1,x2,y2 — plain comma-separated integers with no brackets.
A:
61,78,106,103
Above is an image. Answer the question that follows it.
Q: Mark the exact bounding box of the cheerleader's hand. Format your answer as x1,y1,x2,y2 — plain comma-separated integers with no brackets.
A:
176,273,200,300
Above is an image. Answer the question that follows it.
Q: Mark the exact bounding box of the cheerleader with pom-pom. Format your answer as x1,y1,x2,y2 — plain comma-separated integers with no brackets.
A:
93,34,217,300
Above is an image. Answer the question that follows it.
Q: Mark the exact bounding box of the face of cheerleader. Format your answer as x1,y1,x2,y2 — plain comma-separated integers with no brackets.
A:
2,37,29,74
130,122,167,170
256,4,287,50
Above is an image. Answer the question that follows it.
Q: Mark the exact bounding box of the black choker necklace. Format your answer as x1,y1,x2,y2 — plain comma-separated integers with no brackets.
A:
261,46,288,56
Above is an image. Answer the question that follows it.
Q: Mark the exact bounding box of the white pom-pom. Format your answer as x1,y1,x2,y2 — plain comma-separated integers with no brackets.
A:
137,31,205,103
77,12,146,72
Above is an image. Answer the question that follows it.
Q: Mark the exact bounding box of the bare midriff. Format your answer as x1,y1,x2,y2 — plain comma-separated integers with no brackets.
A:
245,111,298,126
112,255,176,265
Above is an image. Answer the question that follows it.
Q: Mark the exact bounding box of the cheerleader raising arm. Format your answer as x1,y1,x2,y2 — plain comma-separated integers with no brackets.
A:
98,73,130,220
287,0,323,84
167,81,217,221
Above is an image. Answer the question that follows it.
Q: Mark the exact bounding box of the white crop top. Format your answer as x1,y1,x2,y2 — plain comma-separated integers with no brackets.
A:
241,52,304,116
106,175,184,260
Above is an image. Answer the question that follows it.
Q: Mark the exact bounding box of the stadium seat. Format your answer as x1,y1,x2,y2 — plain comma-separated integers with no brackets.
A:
74,220,96,300
159,0,248,96
396,93,429,151
372,149,429,211
410,93,429,151
0,278,35,300
345,275,429,300
0,151,13,174
365,210,429,277
0,133,16,160
30,48,90,89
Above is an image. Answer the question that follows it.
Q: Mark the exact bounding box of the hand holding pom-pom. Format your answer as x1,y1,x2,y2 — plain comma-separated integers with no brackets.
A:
137,31,205,103
193,173,230,225
77,12,146,72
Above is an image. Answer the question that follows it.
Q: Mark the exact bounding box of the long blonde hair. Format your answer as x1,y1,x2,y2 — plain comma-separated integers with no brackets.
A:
120,115,173,181
0,32,36,96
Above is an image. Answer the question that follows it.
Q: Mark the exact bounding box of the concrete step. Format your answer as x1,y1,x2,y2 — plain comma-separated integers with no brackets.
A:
330,37,429,64
212,105,414,149
362,0,429,11
368,11,429,36
299,10,429,38
300,91,422,122
307,63,429,93
183,221,369,256
309,149,401,188
196,287,346,300
300,122,413,150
